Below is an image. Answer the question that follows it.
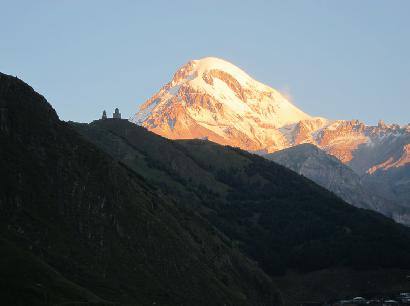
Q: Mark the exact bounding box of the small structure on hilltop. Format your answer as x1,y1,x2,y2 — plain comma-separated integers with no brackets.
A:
113,108,121,119
100,108,121,120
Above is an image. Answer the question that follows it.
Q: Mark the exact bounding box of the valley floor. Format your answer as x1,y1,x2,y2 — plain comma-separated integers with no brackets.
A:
274,268,410,305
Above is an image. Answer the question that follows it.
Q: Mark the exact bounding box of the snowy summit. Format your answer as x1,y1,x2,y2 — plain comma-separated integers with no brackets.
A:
132,57,323,152
131,57,409,169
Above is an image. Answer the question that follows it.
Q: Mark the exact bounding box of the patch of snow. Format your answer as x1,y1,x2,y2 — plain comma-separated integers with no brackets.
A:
167,117,176,130
132,98,160,124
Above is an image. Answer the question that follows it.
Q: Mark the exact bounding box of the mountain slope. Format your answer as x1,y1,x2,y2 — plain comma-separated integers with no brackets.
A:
351,129,410,212
362,163,410,223
0,72,280,305
131,57,323,152
74,119,410,278
265,144,410,225
266,144,377,210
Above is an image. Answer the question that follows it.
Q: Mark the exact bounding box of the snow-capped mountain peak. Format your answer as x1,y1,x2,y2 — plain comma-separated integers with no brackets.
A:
131,57,409,174
132,57,321,151
170,57,269,90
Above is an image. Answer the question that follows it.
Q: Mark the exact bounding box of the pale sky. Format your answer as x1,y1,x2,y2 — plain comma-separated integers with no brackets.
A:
1,0,409,125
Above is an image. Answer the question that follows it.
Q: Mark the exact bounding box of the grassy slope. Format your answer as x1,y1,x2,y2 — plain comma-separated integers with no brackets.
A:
0,236,111,306
74,119,410,303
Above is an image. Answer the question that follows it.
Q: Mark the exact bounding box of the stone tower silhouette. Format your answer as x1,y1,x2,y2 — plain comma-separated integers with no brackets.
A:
102,110,107,120
113,108,121,119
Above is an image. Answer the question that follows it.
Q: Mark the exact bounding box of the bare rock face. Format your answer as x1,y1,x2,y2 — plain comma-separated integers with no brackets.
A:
267,144,371,208
315,120,367,163
266,144,410,225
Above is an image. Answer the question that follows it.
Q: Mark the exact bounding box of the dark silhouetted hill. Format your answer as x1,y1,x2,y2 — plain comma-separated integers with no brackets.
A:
0,72,280,305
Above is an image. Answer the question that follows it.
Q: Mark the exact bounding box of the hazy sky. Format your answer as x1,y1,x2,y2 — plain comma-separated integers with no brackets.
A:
1,0,409,125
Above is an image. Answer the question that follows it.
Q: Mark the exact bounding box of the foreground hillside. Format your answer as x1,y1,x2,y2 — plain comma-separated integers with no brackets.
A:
0,73,281,305
74,119,410,278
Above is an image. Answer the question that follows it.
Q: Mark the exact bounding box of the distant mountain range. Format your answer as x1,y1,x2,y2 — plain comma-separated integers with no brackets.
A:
132,57,410,223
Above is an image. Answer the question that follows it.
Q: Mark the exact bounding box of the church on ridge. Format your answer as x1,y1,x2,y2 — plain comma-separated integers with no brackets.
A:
102,108,121,120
